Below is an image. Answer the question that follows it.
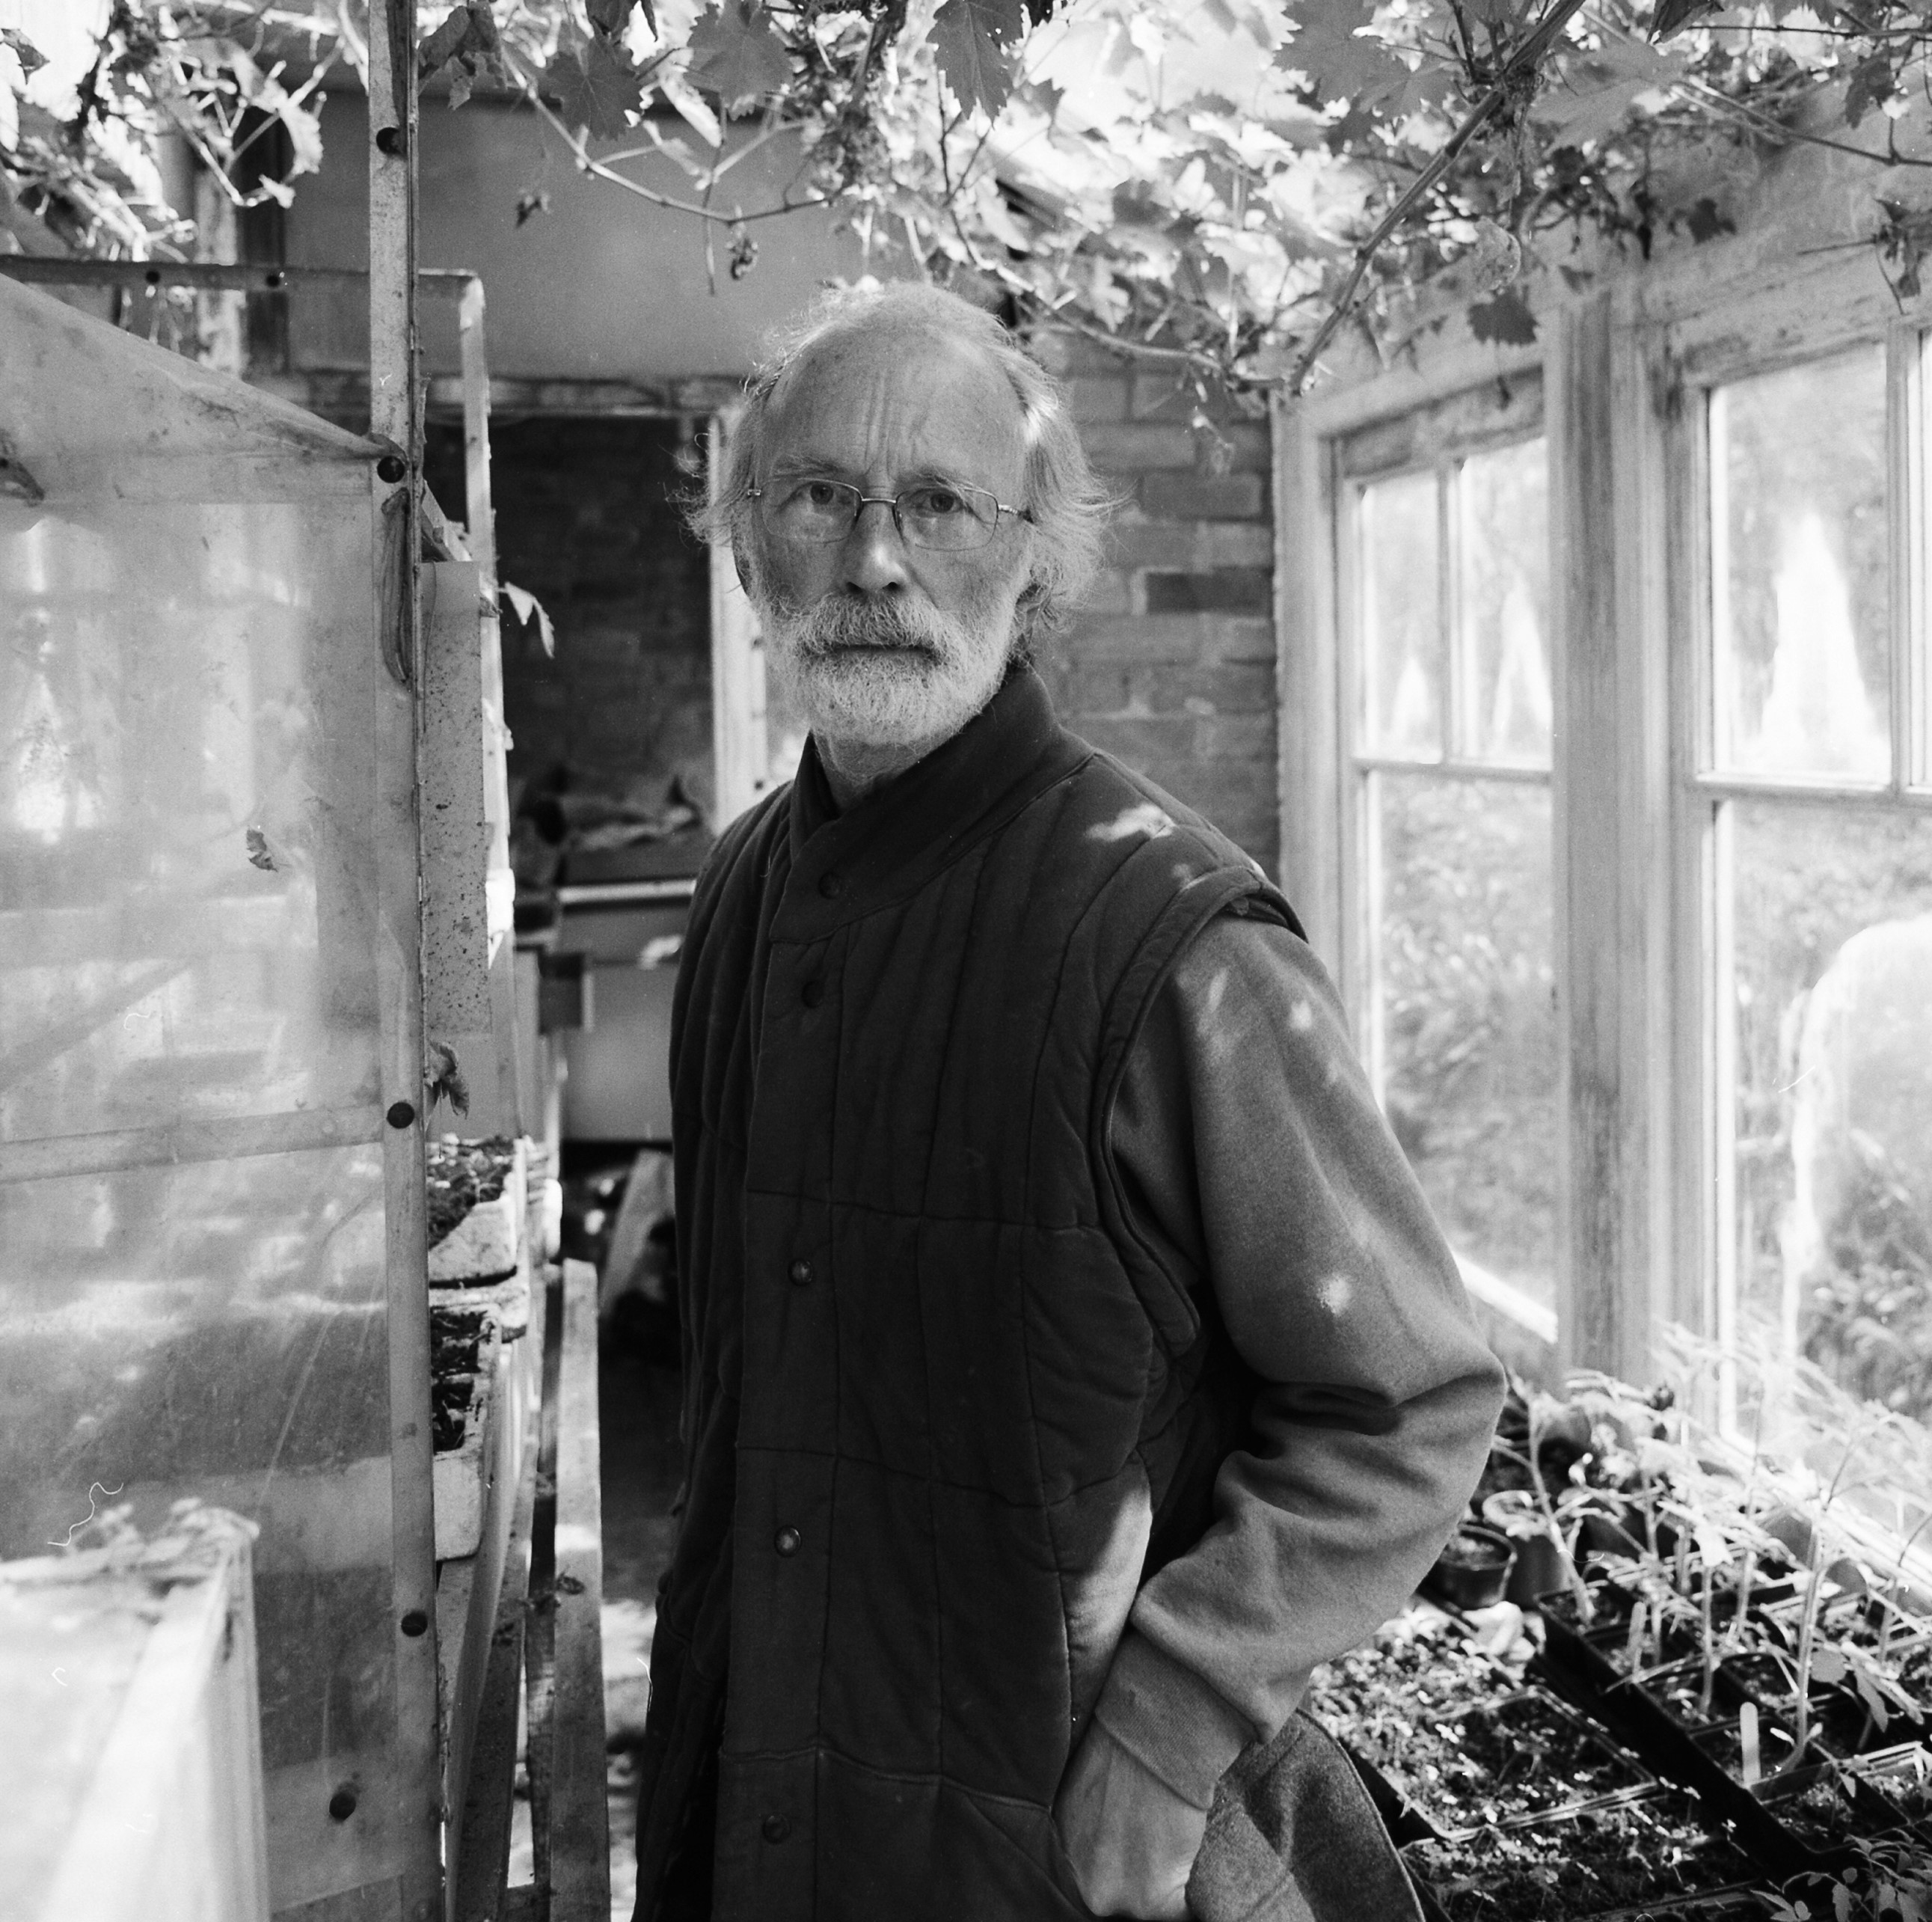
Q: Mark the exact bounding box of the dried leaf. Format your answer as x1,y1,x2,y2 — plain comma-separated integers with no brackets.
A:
417,7,474,76
686,1,793,110
427,1041,470,1118
1468,289,1538,344
1,26,48,75
502,581,556,657
542,33,645,137
515,186,551,226
245,826,277,872
1683,195,1732,242
1470,218,1521,296
931,0,1025,118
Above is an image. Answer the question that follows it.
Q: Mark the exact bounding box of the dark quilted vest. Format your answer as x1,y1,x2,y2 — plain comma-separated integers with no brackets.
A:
633,668,1299,1921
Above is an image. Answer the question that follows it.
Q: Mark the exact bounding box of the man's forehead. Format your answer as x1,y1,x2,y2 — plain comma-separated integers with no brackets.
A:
761,322,1028,468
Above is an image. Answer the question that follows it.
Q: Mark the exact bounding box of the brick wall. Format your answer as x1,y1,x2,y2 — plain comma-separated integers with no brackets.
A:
425,414,712,806
426,365,1278,872
1031,337,1280,877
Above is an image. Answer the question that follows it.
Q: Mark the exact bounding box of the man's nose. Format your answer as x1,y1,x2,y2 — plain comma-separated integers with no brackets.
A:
840,497,910,596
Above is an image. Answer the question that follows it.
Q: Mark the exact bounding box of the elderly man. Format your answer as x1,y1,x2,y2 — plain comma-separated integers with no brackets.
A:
632,283,1505,1922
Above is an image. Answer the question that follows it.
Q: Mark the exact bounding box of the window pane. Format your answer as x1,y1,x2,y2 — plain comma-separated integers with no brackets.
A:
1360,471,1441,758
1375,772,1557,1305
1727,798,1932,1416
1711,349,1889,780
1457,440,1551,767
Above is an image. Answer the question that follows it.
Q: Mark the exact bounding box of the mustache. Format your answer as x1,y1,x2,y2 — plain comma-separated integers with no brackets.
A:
785,594,954,660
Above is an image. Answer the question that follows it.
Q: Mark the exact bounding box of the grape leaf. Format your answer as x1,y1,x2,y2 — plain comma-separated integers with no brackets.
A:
1468,289,1537,343
542,34,646,135
1652,0,1717,37
932,0,1027,118
1845,51,1894,128
589,0,654,39
1275,0,1409,109
1533,40,1684,147
686,1,793,109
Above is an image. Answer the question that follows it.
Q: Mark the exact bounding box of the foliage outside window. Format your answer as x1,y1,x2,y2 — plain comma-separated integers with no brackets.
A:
1696,343,1932,1430
1343,414,1558,1315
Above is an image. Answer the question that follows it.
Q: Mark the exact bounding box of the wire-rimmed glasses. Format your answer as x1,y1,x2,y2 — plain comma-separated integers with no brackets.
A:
745,476,1032,552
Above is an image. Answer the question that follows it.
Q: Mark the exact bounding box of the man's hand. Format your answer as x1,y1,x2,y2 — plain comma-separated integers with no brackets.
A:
1052,1718,1208,1920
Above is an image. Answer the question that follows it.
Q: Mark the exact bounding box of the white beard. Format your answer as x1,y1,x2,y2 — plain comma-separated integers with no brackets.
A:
761,591,1012,754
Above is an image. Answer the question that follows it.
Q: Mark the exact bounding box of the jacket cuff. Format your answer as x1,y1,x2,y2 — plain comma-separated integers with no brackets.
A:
1088,1629,1255,1812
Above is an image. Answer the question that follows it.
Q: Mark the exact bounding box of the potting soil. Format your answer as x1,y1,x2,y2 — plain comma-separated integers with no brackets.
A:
426,1136,518,1247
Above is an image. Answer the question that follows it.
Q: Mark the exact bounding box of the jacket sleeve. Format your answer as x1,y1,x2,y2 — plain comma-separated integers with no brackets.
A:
1084,910,1509,1809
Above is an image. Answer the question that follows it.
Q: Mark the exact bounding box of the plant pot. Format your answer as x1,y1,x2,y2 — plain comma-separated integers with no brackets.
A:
1481,1495,1576,1609
1424,1523,1515,1611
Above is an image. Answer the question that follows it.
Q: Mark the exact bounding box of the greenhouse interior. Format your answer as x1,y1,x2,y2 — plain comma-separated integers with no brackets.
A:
4,1,1932,1919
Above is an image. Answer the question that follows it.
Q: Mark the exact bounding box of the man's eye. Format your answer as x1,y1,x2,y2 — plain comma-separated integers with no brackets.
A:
797,480,844,509
903,486,966,518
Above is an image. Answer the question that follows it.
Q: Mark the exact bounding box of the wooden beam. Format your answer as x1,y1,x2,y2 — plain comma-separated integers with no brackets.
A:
0,259,477,295
548,1259,610,1922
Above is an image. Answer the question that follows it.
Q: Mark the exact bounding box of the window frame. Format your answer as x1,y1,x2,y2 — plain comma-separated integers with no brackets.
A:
1276,261,1932,1394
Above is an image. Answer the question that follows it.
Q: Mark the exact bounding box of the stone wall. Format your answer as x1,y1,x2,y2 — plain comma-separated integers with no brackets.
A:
1032,336,1279,876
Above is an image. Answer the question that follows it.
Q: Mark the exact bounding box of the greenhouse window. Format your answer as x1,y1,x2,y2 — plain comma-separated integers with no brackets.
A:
1690,339,1932,1433
1338,405,1559,1324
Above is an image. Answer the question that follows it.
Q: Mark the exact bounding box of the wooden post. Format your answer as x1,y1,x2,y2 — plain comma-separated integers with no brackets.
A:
1549,292,1673,1385
1271,389,1343,960
369,4,443,1921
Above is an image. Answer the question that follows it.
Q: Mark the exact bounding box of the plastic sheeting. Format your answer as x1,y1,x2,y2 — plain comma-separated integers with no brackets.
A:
0,276,435,1919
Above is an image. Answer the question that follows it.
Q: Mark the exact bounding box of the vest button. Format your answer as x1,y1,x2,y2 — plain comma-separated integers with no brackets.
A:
775,1525,802,1557
819,871,843,899
788,1258,813,1286
762,1814,791,1843
801,979,824,1008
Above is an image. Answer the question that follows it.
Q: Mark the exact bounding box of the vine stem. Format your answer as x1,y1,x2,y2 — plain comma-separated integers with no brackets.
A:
502,49,835,227
1678,74,1932,170
1287,0,1592,397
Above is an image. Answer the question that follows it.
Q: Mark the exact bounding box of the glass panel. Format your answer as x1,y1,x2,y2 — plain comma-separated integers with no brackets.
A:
1374,772,1557,1306
0,276,414,1912
1711,348,1889,781
1457,440,1551,767
1359,471,1441,759
1726,798,1932,1416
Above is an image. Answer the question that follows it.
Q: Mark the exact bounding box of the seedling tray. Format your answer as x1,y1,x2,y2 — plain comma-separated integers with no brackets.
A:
1400,1786,1762,1922
1309,1615,1657,1840
1535,1611,1849,1882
